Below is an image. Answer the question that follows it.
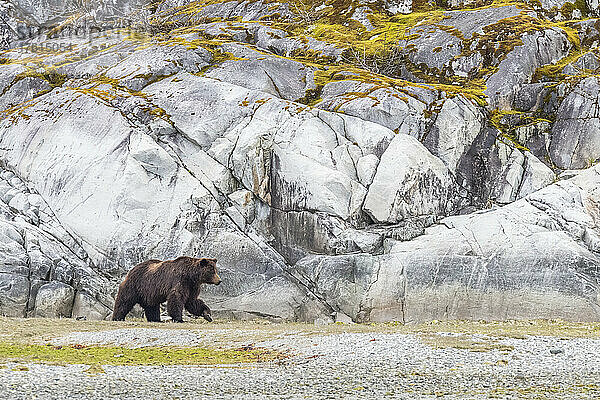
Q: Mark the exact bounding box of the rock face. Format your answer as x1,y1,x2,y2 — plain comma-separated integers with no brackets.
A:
33,282,75,318
363,134,455,223
0,0,598,323
550,77,600,169
0,273,29,317
72,292,112,321
392,165,600,322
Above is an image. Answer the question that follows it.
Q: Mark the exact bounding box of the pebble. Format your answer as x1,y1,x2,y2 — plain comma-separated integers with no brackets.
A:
0,330,599,399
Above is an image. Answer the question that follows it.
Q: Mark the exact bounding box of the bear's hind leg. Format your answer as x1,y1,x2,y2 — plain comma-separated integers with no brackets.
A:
144,305,161,322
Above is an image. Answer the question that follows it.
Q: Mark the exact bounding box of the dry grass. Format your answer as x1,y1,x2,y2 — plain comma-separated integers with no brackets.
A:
1,317,600,346
418,333,515,352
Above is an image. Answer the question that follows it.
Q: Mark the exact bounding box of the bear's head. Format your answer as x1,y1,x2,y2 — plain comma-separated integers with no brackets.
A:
197,258,222,286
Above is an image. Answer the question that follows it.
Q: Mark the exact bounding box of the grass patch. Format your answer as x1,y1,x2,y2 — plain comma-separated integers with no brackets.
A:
0,317,217,345
489,108,531,151
18,69,67,88
0,342,283,366
481,383,600,397
533,48,592,82
84,364,106,374
410,319,600,339
419,333,515,352
2,317,600,346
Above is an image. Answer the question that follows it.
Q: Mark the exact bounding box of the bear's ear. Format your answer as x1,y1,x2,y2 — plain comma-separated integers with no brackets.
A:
198,258,209,267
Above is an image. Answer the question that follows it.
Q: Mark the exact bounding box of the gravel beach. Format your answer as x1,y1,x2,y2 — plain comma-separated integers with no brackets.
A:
1,323,600,399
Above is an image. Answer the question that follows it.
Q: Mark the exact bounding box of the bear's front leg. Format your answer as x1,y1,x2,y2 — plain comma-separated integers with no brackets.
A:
167,289,186,323
112,285,138,321
185,298,212,322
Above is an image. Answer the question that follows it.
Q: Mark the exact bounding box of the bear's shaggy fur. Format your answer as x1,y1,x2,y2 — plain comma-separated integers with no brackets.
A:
112,256,221,323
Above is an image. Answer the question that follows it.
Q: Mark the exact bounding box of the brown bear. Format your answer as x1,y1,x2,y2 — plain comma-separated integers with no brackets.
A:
112,256,221,323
